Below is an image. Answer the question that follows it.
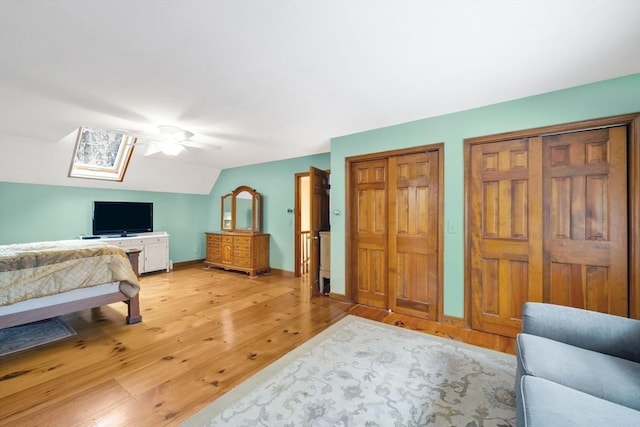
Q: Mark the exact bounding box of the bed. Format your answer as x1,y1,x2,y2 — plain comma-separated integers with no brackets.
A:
0,240,141,329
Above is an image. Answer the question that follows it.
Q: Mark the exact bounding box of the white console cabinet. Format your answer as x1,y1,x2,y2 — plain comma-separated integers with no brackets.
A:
100,232,170,274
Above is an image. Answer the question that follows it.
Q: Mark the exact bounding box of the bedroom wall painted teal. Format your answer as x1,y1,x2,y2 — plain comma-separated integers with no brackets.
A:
330,73,640,318
0,182,210,263
1,74,638,316
208,153,331,273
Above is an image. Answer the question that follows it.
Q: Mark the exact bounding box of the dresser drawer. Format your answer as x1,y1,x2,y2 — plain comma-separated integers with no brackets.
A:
233,249,249,257
206,252,221,262
234,256,251,267
234,236,251,245
233,243,250,252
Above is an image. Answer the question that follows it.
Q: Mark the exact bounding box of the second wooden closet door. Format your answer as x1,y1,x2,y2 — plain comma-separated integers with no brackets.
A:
469,126,629,337
388,151,441,320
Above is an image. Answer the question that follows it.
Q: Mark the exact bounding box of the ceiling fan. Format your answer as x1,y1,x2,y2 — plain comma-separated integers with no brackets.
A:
121,125,222,156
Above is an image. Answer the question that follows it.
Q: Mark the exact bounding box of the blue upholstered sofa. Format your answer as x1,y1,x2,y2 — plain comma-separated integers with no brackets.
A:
515,302,640,427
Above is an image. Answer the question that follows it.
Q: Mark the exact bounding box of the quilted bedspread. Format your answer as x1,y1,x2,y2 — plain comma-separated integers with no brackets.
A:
0,240,140,306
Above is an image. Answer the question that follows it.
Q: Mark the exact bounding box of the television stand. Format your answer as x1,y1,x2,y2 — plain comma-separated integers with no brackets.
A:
91,231,170,274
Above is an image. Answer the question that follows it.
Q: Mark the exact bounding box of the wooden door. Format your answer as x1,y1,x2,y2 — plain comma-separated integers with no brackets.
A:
388,150,441,320
309,166,330,294
469,138,543,337
351,159,388,308
543,127,628,315
469,125,629,337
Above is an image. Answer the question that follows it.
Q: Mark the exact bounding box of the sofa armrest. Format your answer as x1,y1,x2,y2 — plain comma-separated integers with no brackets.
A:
522,302,640,363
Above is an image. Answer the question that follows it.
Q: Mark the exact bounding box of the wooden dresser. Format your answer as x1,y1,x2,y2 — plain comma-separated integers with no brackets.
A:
205,232,270,277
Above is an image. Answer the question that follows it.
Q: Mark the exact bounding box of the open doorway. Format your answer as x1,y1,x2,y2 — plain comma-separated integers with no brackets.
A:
294,173,311,276
294,167,330,295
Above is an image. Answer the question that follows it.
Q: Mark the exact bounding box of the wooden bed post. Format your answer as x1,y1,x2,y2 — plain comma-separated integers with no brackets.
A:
125,249,141,277
125,294,142,324
124,249,142,324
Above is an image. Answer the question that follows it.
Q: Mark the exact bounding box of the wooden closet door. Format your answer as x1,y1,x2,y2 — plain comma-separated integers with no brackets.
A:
543,127,628,315
469,138,543,337
351,159,388,308
469,125,629,337
389,150,441,320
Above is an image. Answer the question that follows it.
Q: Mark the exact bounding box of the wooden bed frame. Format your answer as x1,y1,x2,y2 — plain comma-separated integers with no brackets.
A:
0,249,142,329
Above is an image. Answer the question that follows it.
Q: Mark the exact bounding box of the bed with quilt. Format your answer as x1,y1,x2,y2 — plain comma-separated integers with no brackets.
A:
0,240,141,329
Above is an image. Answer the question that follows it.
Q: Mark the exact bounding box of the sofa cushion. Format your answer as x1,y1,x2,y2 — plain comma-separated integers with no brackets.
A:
522,302,640,362
521,376,640,427
517,333,640,411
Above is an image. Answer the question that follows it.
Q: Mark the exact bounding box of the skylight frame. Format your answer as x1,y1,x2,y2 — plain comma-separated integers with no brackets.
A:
68,127,136,181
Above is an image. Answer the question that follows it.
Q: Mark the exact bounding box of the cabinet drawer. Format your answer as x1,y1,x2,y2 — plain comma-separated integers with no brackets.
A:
233,249,249,257
222,236,234,244
234,257,251,267
234,236,251,245
233,243,250,252
207,234,222,242
112,241,143,251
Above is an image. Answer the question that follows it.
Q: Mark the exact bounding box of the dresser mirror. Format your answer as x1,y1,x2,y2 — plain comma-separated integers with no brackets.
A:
221,193,232,230
220,186,262,233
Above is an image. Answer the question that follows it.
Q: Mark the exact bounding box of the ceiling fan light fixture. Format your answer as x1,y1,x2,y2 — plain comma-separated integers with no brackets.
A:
138,125,211,156
158,125,194,142
159,143,186,156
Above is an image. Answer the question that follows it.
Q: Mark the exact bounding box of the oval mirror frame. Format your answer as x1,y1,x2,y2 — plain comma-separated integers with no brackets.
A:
220,186,262,233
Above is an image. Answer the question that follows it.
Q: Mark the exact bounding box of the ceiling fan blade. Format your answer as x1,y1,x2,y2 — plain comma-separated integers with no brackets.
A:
181,140,222,150
114,126,221,153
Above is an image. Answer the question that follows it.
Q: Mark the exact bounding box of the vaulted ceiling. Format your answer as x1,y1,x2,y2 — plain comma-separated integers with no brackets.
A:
1,1,639,194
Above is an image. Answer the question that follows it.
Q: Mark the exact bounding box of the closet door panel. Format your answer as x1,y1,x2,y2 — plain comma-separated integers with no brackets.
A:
543,126,628,315
351,159,388,309
389,150,441,320
470,138,542,337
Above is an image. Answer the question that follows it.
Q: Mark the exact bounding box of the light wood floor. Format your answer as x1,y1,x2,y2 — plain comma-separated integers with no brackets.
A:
0,266,513,426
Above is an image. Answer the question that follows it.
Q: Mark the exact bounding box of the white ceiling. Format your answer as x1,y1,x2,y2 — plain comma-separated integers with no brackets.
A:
1,1,639,194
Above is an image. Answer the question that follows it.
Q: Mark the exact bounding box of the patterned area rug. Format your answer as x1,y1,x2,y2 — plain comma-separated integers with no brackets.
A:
183,315,516,427
0,318,76,356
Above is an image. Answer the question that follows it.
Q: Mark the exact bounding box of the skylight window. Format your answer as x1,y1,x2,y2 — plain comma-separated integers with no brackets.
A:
68,127,136,181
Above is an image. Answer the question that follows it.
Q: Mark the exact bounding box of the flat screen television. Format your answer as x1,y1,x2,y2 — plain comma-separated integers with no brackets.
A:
93,201,153,236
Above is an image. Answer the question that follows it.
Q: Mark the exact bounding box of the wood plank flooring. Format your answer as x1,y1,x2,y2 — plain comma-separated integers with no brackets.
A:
0,266,514,426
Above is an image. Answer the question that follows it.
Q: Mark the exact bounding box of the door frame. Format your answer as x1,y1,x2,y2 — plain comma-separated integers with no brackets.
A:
345,143,445,321
464,112,640,324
